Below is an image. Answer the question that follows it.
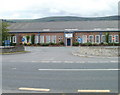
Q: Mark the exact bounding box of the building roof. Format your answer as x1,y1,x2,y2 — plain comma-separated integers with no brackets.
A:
8,20,119,33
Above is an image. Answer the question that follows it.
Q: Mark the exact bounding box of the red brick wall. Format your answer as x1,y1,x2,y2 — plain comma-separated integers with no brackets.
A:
10,31,119,44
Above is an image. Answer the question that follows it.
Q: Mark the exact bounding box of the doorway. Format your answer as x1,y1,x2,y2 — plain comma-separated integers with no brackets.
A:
67,38,71,46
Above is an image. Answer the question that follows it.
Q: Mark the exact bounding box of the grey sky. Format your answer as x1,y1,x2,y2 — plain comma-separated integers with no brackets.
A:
1,0,119,19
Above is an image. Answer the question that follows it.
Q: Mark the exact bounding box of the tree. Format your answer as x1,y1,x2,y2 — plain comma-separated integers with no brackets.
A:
105,32,109,43
31,34,35,44
26,35,30,43
0,21,10,45
0,21,2,45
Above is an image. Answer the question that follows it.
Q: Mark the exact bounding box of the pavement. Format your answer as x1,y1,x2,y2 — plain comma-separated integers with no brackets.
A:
2,46,119,93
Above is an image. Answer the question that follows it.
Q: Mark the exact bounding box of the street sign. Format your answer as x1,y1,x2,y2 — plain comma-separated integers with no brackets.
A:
22,38,25,42
77,38,82,43
5,40,10,46
65,34,73,38
112,37,115,40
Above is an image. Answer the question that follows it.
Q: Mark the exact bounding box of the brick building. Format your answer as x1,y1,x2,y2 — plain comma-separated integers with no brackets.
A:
8,20,119,46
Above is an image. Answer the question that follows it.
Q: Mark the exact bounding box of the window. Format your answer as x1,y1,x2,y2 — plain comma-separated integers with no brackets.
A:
59,36,61,39
40,36,44,43
58,36,63,42
109,35,113,43
29,36,31,43
35,35,39,44
95,35,100,43
51,36,56,43
114,35,119,43
9,36,12,42
82,35,87,43
101,35,106,43
12,36,16,43
89,35,94,43
46,36,50,43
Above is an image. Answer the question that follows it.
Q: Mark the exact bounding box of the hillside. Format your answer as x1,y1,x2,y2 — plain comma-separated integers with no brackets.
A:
3,15,120,23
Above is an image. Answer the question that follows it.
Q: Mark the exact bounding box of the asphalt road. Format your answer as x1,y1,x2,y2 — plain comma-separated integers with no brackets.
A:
2,47,119,93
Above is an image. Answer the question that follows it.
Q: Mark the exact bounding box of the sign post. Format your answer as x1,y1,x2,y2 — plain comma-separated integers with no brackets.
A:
112,36,115,46
4,40,10,46
22,38,25,44
77,38,82,47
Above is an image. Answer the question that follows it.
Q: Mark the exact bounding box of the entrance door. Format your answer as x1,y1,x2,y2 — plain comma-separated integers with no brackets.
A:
67,38,71,46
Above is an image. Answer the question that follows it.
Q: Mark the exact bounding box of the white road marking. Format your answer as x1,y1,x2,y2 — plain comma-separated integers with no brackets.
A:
31,61,37,62
19,87,50,92
7,60,118,63
78,90,110,93
40,61,50,63
12,68,16,69
110,61,118,63
38,69,119,71
52,61,62,63
30,60,118,64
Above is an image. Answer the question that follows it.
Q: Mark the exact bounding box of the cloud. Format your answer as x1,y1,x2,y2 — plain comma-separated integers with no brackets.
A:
0,0,119,19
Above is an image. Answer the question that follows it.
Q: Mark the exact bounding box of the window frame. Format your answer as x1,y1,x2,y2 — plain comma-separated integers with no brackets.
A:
51,35,56,43
101,35,106,43
95,35,100,43
89,35,94,43
12,36,16,43
82,35,87,43
114,35,119,43
46,36,51,43
109,35,113,43
40,36,44,43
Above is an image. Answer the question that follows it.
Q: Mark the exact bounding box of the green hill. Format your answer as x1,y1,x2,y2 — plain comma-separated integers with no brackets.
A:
3,15,120,23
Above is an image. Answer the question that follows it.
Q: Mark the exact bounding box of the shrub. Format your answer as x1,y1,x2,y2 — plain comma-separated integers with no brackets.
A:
11,43,16,46
50,42,56,45
27,43,31,46
33,44,37,46
81,43,92,46
99,42,104,46
41,43,50,46
102,42,108,46
24,43,27,46
19,42,23,45
107,43,120,46
115,43,120,46
56,43,61,46
108,43,113,46
73,42,79,46
92,43,99,46
59,41,64,45
37,43,40,46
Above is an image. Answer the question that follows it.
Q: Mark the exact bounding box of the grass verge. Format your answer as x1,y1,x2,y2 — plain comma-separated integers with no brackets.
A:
0,51,31,55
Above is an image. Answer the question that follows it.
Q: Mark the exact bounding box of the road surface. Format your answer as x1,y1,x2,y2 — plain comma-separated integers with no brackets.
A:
2,47,119,93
